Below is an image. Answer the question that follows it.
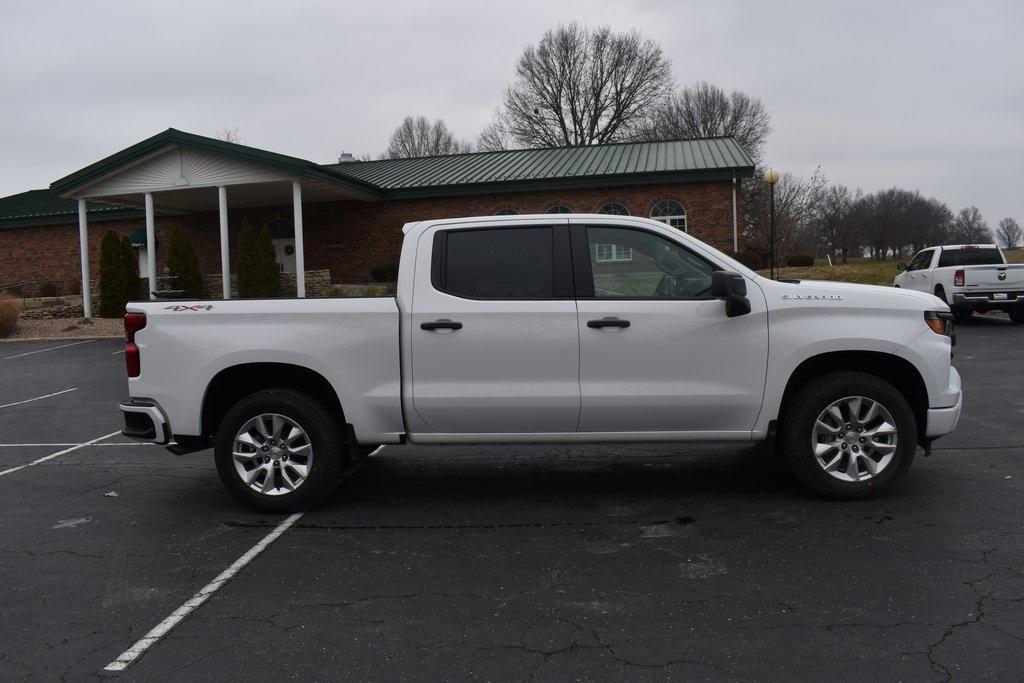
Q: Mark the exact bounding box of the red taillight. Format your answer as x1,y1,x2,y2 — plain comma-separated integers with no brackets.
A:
953,268,965,287
124,312,146,378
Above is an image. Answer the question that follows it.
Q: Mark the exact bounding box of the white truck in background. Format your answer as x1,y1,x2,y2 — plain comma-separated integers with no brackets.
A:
895,244,1024,322
119,214,962,512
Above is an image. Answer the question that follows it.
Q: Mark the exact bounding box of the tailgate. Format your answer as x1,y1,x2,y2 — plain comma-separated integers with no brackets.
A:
963,264,1024,290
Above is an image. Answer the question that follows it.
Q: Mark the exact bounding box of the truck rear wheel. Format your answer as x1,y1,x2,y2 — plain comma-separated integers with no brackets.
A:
779,372,917,499
1009,307,1024,325
214,389,348,512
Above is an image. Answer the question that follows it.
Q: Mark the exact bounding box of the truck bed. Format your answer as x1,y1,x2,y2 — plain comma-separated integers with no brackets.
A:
127,297,405,444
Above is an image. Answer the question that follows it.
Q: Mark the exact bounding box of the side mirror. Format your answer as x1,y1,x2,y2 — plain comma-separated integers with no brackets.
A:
896,262,907,272
711,270,751,317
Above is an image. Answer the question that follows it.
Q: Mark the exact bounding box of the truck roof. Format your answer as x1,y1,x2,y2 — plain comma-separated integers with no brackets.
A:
402,213,669,234
939,244,999,250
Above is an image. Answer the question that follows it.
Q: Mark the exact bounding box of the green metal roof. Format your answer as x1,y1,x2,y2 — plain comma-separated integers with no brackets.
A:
0,131,754,228
328,137,754,197
0,189,142,229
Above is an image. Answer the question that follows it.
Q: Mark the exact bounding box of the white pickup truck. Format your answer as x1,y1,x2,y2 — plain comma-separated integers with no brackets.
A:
119,214,962,511
894,244,1024,322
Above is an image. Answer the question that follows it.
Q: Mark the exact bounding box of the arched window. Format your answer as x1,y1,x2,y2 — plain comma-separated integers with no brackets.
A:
494,208,518,216
598,202,629,215
545,205,572,214
650,200,687,232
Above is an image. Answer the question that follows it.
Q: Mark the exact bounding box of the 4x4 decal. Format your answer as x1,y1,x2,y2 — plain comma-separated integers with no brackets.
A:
163,304,215,312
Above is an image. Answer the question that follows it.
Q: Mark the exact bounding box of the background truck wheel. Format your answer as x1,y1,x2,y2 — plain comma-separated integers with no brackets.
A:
1009,307,1024,325
952,307,973,322
779,372,917,499
214,389,349,513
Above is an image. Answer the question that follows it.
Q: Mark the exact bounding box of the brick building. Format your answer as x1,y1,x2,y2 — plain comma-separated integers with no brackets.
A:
0,129,754,314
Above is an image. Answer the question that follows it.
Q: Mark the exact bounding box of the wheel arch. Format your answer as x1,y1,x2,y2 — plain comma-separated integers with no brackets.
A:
201,362,346,439
777,351,929,443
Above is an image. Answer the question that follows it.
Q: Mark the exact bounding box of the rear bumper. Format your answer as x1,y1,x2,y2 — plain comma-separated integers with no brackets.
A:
120,399,170,445
925,367,962,438
952,292,1024,310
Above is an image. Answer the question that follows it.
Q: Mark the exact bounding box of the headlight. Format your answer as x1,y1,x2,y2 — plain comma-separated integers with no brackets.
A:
924,310,954,345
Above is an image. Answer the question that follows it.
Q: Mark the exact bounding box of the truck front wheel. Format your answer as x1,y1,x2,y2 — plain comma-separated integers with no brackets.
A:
779,372,917,499
214,389,346,512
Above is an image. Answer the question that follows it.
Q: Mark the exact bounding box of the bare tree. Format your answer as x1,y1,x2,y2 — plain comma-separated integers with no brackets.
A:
814,184,861,262
489,23,672,147
996,217,1022,249
476,119,513,152
744,167,827,265
385,116,471,158
216,127,244,144
951,206,992,243
641,81,772,162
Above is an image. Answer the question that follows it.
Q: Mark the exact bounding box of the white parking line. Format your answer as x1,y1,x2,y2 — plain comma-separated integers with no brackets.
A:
0,387,77,410
103,511,305,672
0,431,120,478
102,445,383,672
0,442,154,447
3,339,94,359
111,349,125,355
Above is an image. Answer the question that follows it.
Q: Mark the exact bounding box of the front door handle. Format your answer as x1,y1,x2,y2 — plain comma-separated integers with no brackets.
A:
587,317,630,329
421,319,463,331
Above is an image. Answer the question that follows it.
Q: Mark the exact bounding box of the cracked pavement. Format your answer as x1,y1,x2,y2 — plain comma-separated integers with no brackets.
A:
0,315,1022,679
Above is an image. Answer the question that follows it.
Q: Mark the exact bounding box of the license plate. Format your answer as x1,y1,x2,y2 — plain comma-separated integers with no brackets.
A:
993,292,1008,300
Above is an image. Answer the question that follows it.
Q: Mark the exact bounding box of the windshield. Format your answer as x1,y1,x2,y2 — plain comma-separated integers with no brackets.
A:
938,247,1003,267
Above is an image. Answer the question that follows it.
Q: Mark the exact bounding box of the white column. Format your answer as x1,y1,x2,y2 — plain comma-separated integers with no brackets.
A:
144,193,157,300
218,186,230,299
731,176,739,253
77,199,92,318
292,180,306,298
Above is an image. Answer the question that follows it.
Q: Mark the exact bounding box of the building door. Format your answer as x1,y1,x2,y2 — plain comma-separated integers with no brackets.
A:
273,239,296,273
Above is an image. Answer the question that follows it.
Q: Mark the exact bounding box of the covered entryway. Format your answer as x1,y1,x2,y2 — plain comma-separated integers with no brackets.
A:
51,129,380,317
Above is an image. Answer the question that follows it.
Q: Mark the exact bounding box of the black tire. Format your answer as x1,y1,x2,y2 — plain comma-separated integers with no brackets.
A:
1009,307,1024,325
214,389,349,513
779,372,917,499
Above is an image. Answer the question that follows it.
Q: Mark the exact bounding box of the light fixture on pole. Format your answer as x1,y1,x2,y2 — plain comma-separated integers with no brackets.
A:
763,167,780,280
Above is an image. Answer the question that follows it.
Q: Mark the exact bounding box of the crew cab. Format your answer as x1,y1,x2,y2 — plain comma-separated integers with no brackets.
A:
895,244,1024,322
120,215,962,511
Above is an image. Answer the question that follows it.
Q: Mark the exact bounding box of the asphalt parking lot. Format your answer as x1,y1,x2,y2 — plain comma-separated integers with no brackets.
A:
1,317,1022,680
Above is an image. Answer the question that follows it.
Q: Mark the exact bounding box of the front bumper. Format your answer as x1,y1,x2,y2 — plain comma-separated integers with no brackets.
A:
120,399,170,444
925,367,962,438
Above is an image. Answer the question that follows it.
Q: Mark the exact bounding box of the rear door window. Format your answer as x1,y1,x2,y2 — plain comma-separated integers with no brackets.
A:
433,227,562,298
937,248,1003,267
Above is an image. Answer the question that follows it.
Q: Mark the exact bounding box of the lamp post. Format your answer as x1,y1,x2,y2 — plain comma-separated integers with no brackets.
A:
763,167,780,279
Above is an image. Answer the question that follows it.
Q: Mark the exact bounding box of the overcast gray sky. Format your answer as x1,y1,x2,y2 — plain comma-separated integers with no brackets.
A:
1,0,1021,225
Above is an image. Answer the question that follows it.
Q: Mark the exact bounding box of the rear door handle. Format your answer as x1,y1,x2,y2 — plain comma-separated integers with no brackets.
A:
421,319,463,331
587,317,630,329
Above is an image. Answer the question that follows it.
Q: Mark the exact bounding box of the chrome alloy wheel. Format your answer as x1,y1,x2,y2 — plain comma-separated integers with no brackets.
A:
811,396,897,482
232,413,313,496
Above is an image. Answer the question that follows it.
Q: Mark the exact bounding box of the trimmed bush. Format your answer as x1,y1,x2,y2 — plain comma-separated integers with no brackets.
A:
237,220,281,298
0,293,21,338
166,229,204,298
734,250,764,270
120,235,142,301
785,252,815,267
99,230,130,317
236,219,255,298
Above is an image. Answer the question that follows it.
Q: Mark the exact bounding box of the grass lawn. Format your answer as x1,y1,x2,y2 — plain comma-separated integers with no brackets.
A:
756,249,1024,286
757,258,900,286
